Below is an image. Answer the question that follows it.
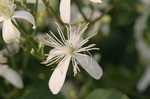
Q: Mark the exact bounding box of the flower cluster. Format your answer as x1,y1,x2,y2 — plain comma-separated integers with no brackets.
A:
0,0,103,95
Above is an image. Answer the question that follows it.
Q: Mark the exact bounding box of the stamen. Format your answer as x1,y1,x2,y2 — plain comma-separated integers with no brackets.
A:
66,25,70,40
49,31,64,46
44,39,61,48
47,33,62,47
79,39,89,47
79,24,89,36
72,57,80,76
79,32,97,47
56,23,66,44
69,25,72,40
76,44,98,52
46,55,64,66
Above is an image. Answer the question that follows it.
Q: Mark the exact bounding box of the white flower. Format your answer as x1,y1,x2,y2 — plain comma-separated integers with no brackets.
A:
0,0,35,43
60,0,102,23
43,24,103,94
0,51,23,89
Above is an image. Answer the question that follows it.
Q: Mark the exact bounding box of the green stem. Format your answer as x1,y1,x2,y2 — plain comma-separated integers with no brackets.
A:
74,0,89,22
86,5,114,33
42,0,64,25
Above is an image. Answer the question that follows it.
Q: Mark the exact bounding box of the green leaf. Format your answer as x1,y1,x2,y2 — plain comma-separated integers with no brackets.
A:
86,88,129,99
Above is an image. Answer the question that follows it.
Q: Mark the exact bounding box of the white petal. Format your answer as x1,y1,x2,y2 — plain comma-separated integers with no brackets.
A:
137,66,150,92
49,56,71,94
0,65,24,89
75,54,103,79
0,16,5,22
2,19,20,43
26,0,45,10
12,10,36,29
44,49,65,64
89,0,102,3
60,0,71,23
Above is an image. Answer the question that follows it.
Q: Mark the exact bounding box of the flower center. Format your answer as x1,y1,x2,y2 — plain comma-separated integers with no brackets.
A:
66,47,74,55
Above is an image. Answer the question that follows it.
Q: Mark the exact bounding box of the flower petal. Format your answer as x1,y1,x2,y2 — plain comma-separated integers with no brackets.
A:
75,54,103,79
49,56,71,94
89,0,102,3
60,0,70,23
2,19,20,43
0,16,5,22
137,66,150,92
43,49,66,64
26,0,45,10
0,65,24,89
12,10,36,29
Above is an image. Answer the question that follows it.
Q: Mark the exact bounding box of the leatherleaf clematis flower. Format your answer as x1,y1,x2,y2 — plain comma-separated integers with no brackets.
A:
60,0,102,23
43,24,103,94
0,0,35,43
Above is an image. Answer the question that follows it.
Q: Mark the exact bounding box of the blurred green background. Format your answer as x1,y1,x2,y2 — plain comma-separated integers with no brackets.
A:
0,0,150,99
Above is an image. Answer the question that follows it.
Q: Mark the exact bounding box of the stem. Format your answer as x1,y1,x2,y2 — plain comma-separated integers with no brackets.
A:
74,0,89,22
6,47,16,68
86,5,114,33
42,0,64,25
22,52,30,69
92,5,113,24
